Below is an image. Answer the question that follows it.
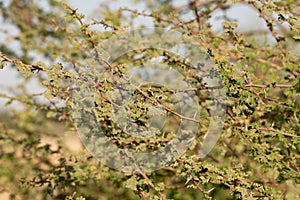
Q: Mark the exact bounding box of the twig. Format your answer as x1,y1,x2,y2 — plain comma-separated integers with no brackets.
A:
192,179,211,200
259,127,298,138
135,169,165,199
138,189,147,200
191,0,201,30
244,83,293,88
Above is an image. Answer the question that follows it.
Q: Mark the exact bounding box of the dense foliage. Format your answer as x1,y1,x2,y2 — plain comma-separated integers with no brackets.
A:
0,0,299,199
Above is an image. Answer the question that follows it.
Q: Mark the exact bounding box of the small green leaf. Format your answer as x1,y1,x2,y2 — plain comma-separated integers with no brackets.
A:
293,35,300,41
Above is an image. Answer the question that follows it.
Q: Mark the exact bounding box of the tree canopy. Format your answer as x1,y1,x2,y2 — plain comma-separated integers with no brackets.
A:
0,0,299,199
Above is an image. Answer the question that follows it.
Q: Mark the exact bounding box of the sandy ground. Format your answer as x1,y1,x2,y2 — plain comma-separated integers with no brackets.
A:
0,134,83,200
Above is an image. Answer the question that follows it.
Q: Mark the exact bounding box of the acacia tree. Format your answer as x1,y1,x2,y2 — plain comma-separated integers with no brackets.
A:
0,0,299,199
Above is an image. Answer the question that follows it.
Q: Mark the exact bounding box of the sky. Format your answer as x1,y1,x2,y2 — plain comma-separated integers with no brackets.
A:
0,0,296,111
